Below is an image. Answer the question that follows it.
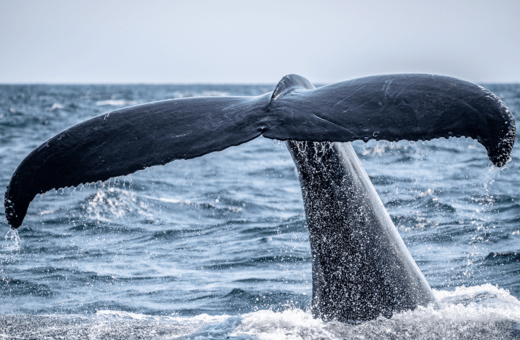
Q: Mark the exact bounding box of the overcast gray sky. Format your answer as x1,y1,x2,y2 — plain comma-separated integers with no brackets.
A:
1,0,519,84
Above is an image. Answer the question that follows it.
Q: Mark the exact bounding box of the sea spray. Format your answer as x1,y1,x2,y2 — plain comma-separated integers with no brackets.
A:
3,228,21,252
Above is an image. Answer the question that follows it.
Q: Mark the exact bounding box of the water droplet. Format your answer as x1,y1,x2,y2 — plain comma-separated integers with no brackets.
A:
4,228,21,251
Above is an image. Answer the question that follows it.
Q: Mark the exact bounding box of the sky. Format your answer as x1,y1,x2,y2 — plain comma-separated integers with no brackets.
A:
0,0,519,84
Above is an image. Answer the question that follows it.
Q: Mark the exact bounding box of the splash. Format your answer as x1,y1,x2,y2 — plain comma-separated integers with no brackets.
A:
3,228,21,251
83,188,153,221
2,288,519,340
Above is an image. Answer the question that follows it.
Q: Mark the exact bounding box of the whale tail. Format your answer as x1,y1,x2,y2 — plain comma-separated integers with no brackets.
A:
5,74,515,229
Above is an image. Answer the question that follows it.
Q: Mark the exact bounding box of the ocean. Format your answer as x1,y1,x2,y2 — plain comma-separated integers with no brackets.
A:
0,83,519,339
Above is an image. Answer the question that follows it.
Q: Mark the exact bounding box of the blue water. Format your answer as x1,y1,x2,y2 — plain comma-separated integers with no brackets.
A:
0,83,519,339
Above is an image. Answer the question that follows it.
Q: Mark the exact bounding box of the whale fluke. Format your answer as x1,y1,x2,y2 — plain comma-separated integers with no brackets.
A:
3,73,516,323
5,74,515,231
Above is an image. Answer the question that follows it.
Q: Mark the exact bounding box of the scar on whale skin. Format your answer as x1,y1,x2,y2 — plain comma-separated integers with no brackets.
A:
4,74,516,322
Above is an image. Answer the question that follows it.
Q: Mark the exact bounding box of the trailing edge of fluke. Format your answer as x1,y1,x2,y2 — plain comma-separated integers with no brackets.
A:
4,74,516,229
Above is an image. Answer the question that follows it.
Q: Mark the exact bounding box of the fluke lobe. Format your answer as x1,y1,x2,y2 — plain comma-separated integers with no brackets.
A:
4,74,516,322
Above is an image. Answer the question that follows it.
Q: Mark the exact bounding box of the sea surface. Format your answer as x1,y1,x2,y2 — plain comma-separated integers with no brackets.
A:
0,82,519,339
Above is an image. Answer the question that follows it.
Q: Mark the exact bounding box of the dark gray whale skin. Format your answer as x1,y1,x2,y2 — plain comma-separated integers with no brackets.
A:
288,140,435,322
4,74,516,322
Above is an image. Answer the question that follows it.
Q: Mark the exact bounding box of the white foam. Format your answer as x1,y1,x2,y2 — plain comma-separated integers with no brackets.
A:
233,309,331,339
201,91,229,97
95,100,138,106
1,285,518,339
203,285,520,339
50,103,64,111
